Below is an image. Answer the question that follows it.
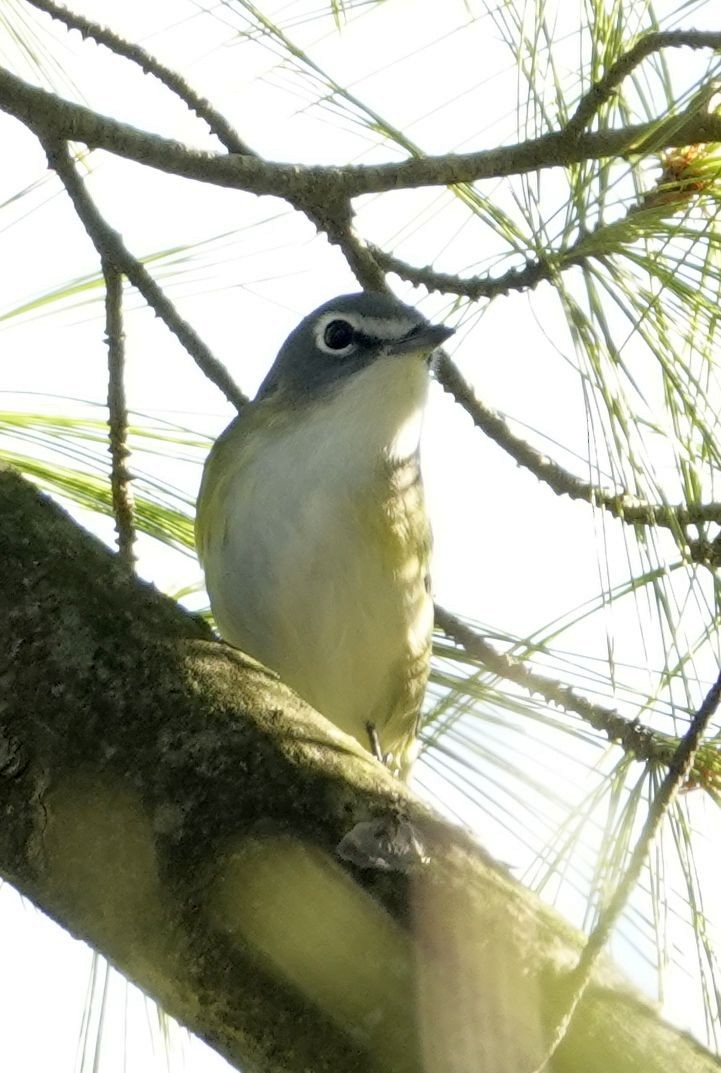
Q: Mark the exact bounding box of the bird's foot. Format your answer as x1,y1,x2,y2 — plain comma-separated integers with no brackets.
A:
365,721,401,777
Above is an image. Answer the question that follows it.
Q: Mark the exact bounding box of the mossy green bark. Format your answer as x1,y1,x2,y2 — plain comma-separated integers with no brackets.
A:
0,465,716,1073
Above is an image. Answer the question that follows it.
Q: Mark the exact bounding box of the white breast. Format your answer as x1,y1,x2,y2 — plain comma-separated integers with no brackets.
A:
204,354,434,758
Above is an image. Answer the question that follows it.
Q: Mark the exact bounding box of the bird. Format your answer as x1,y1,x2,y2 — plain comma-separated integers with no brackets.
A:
195,291,454,779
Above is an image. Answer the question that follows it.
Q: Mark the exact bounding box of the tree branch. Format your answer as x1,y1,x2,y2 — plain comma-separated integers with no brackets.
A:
434,606,721,792
24,0,256,155
537,664,721,1070
1,64,721,201
370,244,566,299
1,465,718,1073
102,258,136,568
433,352,721,531
567,30,721,137
43,139,247,410
688,532,721,569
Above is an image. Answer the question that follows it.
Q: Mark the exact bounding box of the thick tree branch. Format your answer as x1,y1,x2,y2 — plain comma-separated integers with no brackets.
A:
1,466,718,1073
1,65,721,201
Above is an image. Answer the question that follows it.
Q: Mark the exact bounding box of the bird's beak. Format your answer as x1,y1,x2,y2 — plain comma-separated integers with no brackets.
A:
388,321,455,356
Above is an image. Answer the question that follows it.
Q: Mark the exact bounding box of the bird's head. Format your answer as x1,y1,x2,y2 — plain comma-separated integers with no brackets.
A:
256,291,454,402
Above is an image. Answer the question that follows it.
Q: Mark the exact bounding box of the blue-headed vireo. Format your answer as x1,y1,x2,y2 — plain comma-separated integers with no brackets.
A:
195,292,454,778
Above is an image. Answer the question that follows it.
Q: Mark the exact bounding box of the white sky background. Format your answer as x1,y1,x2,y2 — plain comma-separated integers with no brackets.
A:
1,0,721,1069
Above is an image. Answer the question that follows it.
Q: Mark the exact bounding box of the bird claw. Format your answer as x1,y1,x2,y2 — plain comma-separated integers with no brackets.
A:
365,721,402,776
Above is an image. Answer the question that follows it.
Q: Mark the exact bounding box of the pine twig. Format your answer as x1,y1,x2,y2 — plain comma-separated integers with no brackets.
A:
369,245,564,299
43,139,247,410
24,0,255,155
688,534,721,570
102,258,136,568
23,0,393,294
367,194,681,301
433,352,721,530
434,606,720,788
534,666,721,1071
567,30,721,138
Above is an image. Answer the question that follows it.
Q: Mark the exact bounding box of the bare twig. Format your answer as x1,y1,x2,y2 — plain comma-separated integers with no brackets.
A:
367,193,674,300
7,20,721,545
102,258,136,568
434,606,721,788
433,352,721,529
2,65,721,200
24,0,256,155
534,665,721,1071
325,220,389,293
296,192,390,292
567,30,721,138
369,245,564,299
22,4,389,306
43,140,247,410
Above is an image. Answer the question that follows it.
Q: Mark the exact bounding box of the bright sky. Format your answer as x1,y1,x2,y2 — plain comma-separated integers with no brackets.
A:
1,0,721,1069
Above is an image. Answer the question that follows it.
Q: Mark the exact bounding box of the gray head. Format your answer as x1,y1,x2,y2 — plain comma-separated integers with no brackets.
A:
256,292,454,401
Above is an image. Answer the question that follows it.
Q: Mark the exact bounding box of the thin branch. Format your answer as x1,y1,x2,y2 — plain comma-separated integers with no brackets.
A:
324,218,389,293
23,10,721,317
568,30,721,137
535,665,721,1071
296,192,390,292
2,65,721,201
367,192,681,300
7,25,721,535
23,0,256,155
21,0,389,294
102,258,136,568
43,139,247,410
433,351,721,529
369,244,565,299
434,606,720,789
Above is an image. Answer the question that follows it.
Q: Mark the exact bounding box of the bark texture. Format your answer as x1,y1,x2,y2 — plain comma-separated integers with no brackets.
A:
0,465,716,1073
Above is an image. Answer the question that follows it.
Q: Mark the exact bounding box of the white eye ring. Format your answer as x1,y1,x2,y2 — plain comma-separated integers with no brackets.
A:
314,313,361,357
322,319,355,352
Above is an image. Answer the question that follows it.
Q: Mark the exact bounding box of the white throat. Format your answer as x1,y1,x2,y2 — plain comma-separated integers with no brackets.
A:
312,353,429,468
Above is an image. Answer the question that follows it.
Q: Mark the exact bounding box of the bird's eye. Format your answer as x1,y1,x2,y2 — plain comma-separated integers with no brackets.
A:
322,319,355,351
